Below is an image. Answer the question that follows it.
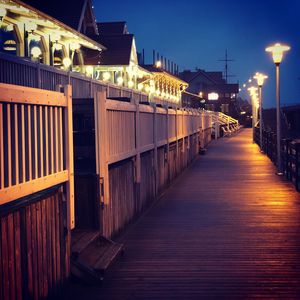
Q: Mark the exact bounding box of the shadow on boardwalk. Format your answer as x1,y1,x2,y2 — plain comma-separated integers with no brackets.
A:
63,128,300,299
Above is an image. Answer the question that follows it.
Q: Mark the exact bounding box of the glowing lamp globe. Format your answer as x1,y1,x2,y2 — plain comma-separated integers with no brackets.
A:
265,43,290,64
31,46,42,58
155,60,162,68
253,72,268,87
63,57,72,69
117,77,124,85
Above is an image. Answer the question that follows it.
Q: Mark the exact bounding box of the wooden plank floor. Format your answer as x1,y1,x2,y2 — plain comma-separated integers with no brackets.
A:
64,129,300,299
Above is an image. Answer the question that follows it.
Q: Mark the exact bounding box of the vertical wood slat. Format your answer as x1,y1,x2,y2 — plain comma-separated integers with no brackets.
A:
14,104,19,185
34,106,38,179
21,105,26,183
54,107,59,173
25,206,33,299
50,107,54,175
39,106,44,177
14,212,22,300
0,103,3,189
45,107,49,176
7,213,16,300
7,104,12,187
28,105,32,181
59,108,63,172
64,85,75,230
1,217,9,300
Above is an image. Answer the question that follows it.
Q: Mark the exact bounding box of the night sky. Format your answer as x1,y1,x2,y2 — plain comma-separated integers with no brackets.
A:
94,0,300,108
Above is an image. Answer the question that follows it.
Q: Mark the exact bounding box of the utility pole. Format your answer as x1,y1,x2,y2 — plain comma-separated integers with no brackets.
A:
218,49,235,83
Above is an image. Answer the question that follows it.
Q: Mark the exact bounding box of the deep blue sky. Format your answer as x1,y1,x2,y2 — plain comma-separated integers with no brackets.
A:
94,0,300,108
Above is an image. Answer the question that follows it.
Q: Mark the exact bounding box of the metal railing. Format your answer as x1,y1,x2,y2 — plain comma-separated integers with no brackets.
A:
254,127,300,192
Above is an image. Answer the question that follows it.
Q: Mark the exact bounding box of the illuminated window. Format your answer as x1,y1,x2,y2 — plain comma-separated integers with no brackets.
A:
208,92,219,100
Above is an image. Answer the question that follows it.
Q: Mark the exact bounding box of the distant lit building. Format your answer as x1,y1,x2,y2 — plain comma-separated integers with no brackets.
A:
179,69,239,117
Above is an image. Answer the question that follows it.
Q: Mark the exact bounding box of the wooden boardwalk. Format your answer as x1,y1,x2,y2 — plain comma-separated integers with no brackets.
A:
64,129,300,299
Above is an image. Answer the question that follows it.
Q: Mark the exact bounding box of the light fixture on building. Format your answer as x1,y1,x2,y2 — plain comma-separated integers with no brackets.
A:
31,46,42,58
63,57,72,69
199,91,203,98
155,60,162,68
144,85,150,93
128,80,134,88
138,83,143,90
208,92,219,100
86,66,93,77
102,72,111,81
117,76,124,85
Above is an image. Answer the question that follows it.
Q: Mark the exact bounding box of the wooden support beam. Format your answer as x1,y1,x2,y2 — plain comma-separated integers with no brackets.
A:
97,91,110,206
64,85,74,229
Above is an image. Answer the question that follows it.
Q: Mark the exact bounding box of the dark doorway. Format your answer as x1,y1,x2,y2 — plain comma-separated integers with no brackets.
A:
73,99,99,230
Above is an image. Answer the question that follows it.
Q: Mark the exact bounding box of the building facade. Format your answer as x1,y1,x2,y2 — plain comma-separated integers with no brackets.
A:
179,69,239,118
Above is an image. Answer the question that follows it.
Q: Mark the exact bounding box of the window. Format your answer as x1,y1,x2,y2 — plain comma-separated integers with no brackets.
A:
0,24,17,55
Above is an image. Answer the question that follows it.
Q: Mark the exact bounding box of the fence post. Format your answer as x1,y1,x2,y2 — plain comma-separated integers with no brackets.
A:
97,91,110,207
153,104,158,195
166,106,170,182
64,85,74,230
135,98,141,206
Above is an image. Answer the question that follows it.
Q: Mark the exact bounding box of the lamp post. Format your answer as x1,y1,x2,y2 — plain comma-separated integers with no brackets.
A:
253,72,268,152
247,86,258,142
265,43,290,174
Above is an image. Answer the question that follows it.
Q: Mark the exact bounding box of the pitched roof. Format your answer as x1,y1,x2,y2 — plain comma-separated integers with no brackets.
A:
141,65,188,84
90,34,133,65
97,22,128,36
21,0,85,30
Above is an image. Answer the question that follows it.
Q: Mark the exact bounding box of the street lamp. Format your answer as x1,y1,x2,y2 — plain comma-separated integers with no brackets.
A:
253,72,268,152
248,86,258,142
265,43,290,174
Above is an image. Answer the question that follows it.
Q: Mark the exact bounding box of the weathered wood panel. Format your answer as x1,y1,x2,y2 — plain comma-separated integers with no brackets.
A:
140,151,155,212
0,187,68,300
157,146,168,194
140,112,154,149
107,110,135,158
104,159,135,237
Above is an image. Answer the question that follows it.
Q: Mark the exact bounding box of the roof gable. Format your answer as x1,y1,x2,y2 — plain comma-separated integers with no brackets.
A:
97,22,128,36
98,34,134,65
21,0,98,34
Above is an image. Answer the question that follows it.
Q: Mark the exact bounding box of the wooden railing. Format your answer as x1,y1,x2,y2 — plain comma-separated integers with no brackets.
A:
94,92,213,236
254,127,300,192
0,52,151,104
0,83,75,227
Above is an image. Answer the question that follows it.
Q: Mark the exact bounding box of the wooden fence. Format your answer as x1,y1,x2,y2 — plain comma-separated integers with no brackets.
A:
254,127,300,192
95,92,212,237
0,83,74,300
0,52,148,103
